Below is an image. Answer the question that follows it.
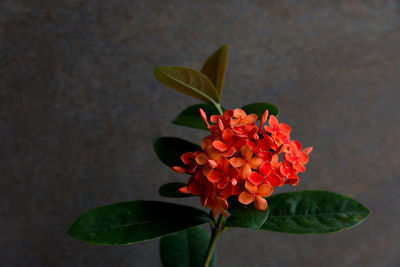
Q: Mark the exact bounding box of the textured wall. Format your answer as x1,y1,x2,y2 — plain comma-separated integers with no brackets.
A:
1,1,399,266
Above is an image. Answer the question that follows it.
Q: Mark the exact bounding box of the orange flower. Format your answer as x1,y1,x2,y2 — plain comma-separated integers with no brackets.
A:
264,115,291,146
173,107,312,217
238,183,273,210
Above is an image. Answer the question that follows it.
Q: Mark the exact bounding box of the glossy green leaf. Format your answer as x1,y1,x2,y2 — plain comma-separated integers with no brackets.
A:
172,104,225,130
159,182,193,198
68,201,211,245
241,102,279,119
154,66,220,104
160,226,216,267
153,137,201,167
226,197,270,231
261,191,370,234
201,45,228,98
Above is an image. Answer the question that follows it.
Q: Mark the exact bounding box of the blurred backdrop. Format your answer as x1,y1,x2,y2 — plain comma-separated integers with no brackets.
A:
1,1,399,266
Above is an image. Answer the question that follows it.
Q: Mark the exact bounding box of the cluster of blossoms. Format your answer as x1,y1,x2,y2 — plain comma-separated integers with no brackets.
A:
173,108,312,218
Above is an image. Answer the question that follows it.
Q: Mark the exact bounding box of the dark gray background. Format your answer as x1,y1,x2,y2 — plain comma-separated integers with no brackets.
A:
1,0,399,266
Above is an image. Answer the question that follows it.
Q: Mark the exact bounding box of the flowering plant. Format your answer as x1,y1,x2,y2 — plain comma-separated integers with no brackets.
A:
68,46,369,267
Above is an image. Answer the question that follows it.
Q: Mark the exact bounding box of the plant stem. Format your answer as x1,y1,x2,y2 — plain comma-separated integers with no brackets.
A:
203,215,225,267
214,103,223,115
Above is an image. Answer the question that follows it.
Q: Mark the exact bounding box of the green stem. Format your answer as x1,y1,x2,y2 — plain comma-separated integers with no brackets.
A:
214,102,223,115
203,215,225,267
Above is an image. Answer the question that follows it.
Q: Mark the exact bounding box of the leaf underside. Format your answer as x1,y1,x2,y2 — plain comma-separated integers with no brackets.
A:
154,66,220,104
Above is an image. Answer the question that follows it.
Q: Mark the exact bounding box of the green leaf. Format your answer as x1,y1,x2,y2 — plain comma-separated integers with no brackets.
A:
241,102,279,119
226,197,270,231
153,137,201,168
159,182,193,198
68,201,211,246
154,66,220,104
201,45,228,98
172,103,225,130
160,226,216,267
261,191,370,234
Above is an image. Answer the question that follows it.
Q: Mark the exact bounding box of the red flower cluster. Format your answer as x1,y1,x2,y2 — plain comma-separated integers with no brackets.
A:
173,108,312,218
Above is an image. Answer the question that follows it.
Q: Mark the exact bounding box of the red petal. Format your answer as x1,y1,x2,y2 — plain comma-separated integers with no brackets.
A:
302,147,313,155
298,152,309,164
208,159,217,168
229,157,244,168
178,186,191,194
207,169,222,183
218,118,224,132
267,173,282,187
271,154,279,169
213,140,228,152
259,162,271,176
278,123,291,135
259,109,269,130
268,115,279,128
257,138,271,152
210,115,220,123
285,174,299,186
248,172,262,185
223,147,236,157
181,152,194,165
199,108,210,128
233,108,247,118
172,166,186,173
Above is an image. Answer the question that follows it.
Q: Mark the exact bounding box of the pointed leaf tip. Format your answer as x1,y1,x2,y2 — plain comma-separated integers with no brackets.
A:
201,46,228,98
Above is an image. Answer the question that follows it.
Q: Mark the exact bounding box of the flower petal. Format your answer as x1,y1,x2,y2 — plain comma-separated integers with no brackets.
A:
267,173,282,187
268,115,279,128
233,108,247,119
302,147,313,155
199,108,210,128
258,184,273,197
181,152,194,165
195,152,208,165
249,156,264,169
229,157,244,168
238,191,254,205
278,123,291,135
212,140,228,152
259,162,271,176
207,169,222,183
178,186,191,194
248,172,262,185
172,166,186,173
240,163,252,179
259,109,269,130
240,144,253,160
285,174,299,186
254,195,268,210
